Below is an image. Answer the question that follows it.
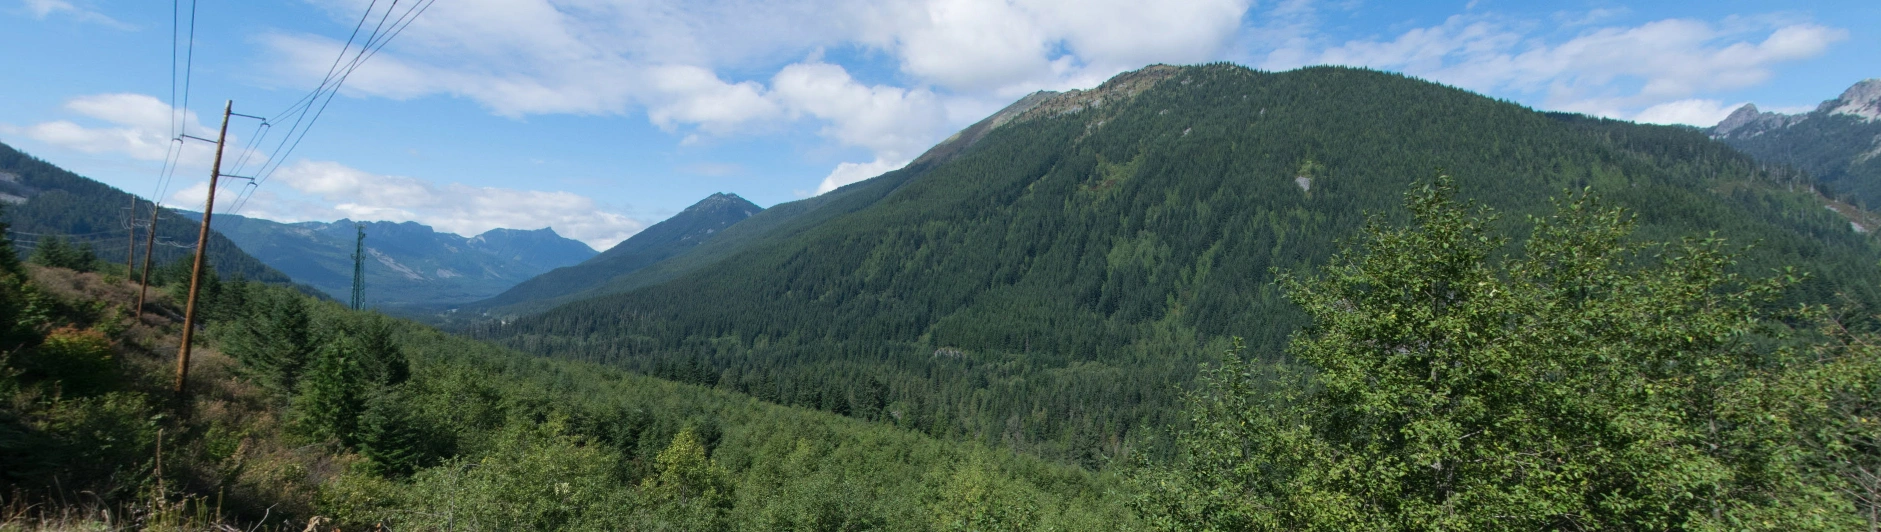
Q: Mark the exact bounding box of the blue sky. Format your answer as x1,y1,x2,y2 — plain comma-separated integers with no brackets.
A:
1,0,1876,250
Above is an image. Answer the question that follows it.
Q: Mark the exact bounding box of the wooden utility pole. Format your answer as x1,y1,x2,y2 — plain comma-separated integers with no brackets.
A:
174,100,233,396
135,201,160,321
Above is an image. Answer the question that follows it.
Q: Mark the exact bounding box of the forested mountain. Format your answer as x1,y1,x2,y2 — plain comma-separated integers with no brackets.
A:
464,192,759,317
476,64,1881,465
0,141,292,283
1710,78,1881,209
186,212,595,308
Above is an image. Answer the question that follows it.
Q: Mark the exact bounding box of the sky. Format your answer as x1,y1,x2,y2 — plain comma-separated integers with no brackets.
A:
1,0,1876,251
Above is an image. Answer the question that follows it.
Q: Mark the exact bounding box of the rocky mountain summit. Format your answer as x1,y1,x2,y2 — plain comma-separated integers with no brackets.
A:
1708,78,1881,208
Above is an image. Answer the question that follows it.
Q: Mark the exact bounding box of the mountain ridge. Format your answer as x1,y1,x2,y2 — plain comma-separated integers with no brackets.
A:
0,141,294,285
191,212,595,308
459,191,760,317
1708,77,1881,209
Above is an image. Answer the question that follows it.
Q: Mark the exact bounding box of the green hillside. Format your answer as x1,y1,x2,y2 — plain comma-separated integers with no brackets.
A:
478,64,1881,464
466,192,760,318
0,141,293,284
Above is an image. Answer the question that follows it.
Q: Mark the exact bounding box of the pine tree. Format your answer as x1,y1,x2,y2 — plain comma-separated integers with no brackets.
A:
222,289,316,394
356,389,428,477
28,236,95,272
294,335,369,446
353,315,409,387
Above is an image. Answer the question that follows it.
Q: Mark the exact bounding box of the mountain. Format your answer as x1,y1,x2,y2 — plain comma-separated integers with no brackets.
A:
0,141,293,284
1709,78,1881,209
463,192,759,317
189,213,596,308
476,64,1881,465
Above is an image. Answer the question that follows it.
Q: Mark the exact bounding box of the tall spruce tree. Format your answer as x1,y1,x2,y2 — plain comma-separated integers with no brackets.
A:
221,289,317,394
294,334,369,446
1135,176,1856,530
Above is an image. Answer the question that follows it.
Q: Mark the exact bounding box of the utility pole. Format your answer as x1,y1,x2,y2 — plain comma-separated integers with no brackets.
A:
351,223,366,310
135,202,160,321
174,100,232,397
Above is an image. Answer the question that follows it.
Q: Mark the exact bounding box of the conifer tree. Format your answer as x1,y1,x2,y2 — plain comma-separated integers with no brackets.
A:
28,236,95,272
222,289,316,394
294,335,369,446
356,389,428,477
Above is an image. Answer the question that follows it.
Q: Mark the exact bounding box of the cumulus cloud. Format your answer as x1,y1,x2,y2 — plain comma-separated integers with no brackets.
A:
15,93,229,170
1632,99,1745,126
275,0,1255,194
171,160,642,250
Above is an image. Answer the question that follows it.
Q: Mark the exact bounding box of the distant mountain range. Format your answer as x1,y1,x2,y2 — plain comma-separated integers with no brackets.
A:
187,213,597,308
1710,78,1881,208
457,192,761,318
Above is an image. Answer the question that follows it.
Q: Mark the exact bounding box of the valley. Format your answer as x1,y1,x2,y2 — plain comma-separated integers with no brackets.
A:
4,12,1881,527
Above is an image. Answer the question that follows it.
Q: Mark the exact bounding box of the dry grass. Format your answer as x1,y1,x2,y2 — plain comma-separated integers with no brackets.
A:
9,267,336,529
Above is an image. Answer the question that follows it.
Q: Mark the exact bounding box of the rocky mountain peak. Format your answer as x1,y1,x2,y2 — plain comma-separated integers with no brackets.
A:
1712,103,1767,137
687,192,761,217
1828,78,1881,121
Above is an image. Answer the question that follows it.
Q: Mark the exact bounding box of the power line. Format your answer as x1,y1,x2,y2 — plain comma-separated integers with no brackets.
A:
150,0,200,212
233,0,437,215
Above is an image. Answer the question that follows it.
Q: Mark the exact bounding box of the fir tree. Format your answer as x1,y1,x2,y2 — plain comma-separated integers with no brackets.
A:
356,389,429,477
294,335,369,446
28,235,95,272
221,289,317,394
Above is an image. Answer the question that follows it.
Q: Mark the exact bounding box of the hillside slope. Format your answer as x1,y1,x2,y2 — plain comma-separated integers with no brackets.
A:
0,141,292,283
191,213,595,308
0,232,1131,530
465,192,759,317
481,64,1881,463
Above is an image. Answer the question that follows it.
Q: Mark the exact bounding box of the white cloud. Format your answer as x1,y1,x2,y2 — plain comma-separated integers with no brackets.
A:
887,0,1056,91
23,0,131,29
773,62,950,156
812,157,906,196
275,0,1255,194
644,65,782,133
1259,12,1847,121
16,93,227,170
1632,99,1744,126
173,160,644,249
